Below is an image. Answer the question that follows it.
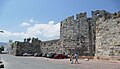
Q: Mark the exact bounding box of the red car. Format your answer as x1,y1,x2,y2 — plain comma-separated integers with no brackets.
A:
54,54,66,59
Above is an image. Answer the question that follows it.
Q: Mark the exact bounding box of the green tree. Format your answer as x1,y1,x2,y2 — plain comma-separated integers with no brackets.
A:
0,46,4,51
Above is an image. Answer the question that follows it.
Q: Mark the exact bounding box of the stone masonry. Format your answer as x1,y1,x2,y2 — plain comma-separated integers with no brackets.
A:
60,12,95,56
11,38,42,56
94,10,120,60
11,10,120,60
60,10,120,60
41,39,60,53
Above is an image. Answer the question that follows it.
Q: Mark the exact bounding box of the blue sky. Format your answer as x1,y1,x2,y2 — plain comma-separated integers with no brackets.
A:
0,0,120,42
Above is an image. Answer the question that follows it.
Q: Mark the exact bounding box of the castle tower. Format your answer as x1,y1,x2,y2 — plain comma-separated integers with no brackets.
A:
60,12,96,56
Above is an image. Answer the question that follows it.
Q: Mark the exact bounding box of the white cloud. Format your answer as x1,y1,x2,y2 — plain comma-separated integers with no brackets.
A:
49,21,54,25
0,30,26,42
29,19,34,22
21,22,30,27
26,21,60,39
0,21,60,42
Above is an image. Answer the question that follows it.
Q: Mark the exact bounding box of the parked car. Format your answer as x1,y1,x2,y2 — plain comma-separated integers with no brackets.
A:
42,53,47,57
23,53,33,56
46,53,51,58
54,53,66,59
39,53,43,57
64,54,70,59
34,53,43,57
1,51,8,54
50,53,56,58
47,52,56,58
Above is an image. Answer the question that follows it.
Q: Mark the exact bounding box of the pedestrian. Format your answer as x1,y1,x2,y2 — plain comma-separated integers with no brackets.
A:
70,53,74,64
74,53,79,64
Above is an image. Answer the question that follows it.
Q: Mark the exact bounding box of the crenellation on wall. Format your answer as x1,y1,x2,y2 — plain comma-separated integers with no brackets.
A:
11,10,120,60
92,10,112,21
112,11,120,19
59,11,96,56
77,12,87,19
11,38,42,56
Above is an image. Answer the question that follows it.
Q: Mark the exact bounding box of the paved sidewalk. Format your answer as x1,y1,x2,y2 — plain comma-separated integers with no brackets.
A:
36,57,120,69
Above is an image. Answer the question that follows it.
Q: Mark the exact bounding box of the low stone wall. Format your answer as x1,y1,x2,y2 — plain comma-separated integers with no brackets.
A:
12,38,42,56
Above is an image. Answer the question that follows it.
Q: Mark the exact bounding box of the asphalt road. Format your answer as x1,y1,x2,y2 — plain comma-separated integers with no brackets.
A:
1,54,120,69
0,54,80,69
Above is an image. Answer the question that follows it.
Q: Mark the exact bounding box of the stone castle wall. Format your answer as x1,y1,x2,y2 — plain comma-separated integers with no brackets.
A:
12,38,42,56
60,10,120,59
41,39,60,53
11,10,120,60
94,10,120,60
60,12,95,56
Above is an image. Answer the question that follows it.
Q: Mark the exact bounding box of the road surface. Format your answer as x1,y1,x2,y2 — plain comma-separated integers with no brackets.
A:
0,54,80,69
1,54,120,69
